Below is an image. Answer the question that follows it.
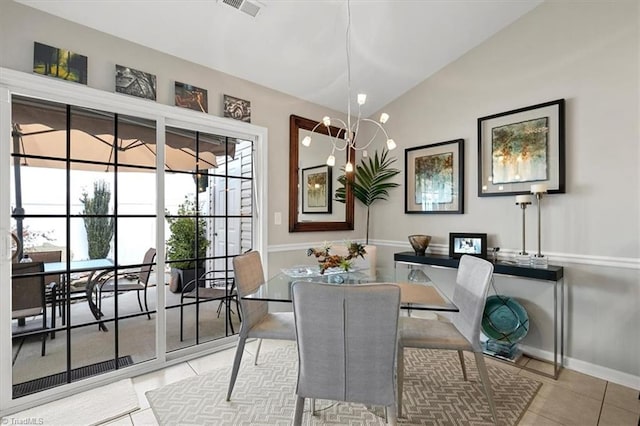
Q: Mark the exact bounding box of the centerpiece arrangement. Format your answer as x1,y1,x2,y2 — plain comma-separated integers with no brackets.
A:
307,241,366,274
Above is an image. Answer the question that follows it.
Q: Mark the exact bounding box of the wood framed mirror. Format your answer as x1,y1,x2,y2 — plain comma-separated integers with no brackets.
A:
289,115,354,232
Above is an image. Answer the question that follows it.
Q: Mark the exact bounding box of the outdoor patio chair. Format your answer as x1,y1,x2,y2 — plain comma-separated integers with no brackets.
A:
291,281,401,425
12,261,48,357
179,270,240,340
27,250,62,334
97,248,156,319
226,250,296,401
397,255,497,422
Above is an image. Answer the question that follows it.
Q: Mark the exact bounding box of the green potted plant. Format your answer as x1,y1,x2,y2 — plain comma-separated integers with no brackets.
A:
166,197,209,292
335,149,400,245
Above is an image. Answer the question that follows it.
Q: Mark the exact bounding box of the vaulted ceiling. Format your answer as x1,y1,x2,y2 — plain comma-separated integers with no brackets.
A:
15,0,542,116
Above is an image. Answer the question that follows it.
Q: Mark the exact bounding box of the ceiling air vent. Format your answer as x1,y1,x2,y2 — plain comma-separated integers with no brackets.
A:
221,0,261,18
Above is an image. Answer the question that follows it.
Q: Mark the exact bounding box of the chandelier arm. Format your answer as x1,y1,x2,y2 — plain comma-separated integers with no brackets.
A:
347,118,389,151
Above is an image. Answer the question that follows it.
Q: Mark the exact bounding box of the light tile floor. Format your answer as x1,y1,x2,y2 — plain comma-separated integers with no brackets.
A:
39,339,640,425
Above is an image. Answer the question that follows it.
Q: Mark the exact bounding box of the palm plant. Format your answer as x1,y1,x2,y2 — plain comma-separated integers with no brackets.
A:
335,149,400,244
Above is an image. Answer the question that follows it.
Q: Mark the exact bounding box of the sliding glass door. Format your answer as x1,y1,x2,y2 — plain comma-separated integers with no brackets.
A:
1,74,265,410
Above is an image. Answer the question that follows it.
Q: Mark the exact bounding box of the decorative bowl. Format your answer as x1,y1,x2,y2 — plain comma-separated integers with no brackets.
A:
481,295,529,344
408,235,432,256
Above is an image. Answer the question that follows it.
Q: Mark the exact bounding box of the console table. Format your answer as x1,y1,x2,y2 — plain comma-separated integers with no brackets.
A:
394,252,564,379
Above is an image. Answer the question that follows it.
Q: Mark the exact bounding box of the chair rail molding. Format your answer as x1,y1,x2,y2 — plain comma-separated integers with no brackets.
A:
268,239,640,269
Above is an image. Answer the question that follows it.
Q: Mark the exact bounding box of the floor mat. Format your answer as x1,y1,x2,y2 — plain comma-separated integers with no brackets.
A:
13,355,133,398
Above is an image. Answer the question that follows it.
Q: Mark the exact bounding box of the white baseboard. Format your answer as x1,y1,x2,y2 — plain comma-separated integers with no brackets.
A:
519,344,640,390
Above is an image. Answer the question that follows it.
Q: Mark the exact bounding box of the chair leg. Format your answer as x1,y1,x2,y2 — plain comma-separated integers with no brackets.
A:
474,352,497,424
225,298,235,335
254,338,263,365
397,345,405,418
293,395,305,426
50,288,56,339
143,288,151,320
41,332,46,356
386,403,398,426
458,350,468,381
234,297,242,322
136,290,144,313
179,297,185,341
310,398,315,415
226,336,247,401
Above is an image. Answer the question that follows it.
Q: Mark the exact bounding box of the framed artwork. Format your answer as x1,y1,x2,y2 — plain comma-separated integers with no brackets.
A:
449,233,487,259
33,42,87,84
405,139,464,214
115,65,157,101
301,165,332,214
175,81,208,113
478,99,565,197
223,94,251,123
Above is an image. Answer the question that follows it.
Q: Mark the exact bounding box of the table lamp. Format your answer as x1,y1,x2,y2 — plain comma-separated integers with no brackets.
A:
515,194,532,265
530,183,548,268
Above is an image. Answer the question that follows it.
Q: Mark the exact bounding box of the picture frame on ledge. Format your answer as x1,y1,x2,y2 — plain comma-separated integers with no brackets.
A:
405,139,464,214
449,233,487,259
477,99,565,197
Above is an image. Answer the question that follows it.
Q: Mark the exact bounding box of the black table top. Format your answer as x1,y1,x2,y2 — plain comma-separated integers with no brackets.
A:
394,252,563,281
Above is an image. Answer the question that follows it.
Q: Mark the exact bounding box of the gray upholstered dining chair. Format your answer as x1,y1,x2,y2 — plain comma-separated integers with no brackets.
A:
397,254,497,423
226,250,296,401
291,281,401,425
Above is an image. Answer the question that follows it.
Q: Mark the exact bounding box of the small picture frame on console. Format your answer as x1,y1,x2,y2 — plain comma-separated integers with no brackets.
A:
449,233,487,259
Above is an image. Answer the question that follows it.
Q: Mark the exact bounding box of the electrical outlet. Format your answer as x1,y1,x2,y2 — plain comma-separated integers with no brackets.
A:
274,212,282,225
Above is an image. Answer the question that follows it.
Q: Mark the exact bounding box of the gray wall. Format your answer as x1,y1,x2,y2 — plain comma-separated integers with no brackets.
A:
1,0,638,386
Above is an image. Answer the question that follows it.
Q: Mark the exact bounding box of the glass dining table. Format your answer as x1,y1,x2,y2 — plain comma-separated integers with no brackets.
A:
243,266,459,313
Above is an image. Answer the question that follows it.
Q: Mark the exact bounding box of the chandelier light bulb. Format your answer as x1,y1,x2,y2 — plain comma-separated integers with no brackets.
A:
379,113,389,124
386,139,397,150
322,116,331,127
345,162,353,172
301,136,312,147
357,94,367,105
326,154,336,167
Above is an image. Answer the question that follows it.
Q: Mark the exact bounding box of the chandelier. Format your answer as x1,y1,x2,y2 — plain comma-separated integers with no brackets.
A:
301,0,396,173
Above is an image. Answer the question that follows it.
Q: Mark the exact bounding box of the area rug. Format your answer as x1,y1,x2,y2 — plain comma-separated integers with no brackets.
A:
146,344,540,425
3,378,138,426
13,355,134,398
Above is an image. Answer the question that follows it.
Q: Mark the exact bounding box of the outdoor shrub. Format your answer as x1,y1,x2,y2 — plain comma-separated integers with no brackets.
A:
80,180,114,259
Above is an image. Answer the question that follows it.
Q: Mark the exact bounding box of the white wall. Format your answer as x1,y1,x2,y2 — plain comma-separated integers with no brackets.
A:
365,1,639,385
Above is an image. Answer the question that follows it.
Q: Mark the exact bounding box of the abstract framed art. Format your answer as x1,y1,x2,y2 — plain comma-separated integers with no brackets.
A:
33,42,87,84
478,99,565,197
115,65,157,101
405,139,464,214
301,164,332,214
175,81,208,113
223,94,251,123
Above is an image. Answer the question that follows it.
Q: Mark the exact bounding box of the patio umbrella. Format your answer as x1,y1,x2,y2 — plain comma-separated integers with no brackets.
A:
10,97,238,254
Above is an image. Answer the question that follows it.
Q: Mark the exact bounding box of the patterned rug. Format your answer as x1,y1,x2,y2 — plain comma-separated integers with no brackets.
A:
146,344,540,425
